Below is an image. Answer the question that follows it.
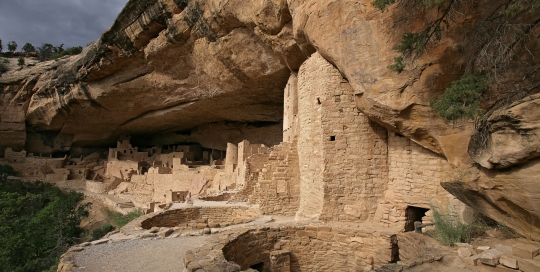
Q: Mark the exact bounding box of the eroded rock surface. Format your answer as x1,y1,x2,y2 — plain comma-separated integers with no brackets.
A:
469,93,540,169
442,162,540,240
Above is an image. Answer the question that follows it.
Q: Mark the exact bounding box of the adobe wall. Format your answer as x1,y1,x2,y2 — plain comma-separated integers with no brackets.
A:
295,53,388,222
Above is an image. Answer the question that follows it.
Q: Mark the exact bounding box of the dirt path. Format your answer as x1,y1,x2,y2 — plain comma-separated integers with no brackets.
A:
72,236,208,272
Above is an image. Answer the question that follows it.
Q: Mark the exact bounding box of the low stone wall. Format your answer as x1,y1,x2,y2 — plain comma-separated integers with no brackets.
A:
183,223,398,272
121,206,261,235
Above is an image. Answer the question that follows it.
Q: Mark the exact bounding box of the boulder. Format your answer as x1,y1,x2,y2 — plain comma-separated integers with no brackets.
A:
479,249,503,266
469,93,540,169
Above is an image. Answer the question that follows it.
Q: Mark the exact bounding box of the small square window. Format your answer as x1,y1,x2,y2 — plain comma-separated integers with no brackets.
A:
330,136,336,141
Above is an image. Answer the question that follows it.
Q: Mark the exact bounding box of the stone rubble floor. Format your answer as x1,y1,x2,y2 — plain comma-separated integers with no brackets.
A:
68,212,293,272
72,236,208,272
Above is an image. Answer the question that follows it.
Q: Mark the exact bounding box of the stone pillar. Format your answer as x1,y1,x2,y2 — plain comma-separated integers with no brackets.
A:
294,53,388,222
283,73,298,143
224,143,238,173
236,140,250,186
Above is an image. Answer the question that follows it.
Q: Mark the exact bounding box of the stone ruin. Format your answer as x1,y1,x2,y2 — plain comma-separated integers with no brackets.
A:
5,53,474,271
0,52,470,232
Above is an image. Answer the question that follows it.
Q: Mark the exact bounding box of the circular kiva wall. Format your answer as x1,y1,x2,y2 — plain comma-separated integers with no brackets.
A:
139,206,260,230
183,224,399,272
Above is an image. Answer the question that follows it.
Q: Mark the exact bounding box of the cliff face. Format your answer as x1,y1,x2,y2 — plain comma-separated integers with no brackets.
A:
1,0,540,238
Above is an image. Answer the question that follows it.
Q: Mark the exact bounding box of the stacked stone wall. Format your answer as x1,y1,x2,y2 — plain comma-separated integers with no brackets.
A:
138,206,261,230
295,53,388,222
374,132,466,229
249,141,300,216
185,224,396,272
229,152,270,202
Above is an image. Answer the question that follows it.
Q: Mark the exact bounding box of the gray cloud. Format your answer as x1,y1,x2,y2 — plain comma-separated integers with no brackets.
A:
0,0,128,49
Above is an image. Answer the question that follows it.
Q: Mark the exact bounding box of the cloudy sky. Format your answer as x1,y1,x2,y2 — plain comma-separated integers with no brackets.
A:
0,0,129,50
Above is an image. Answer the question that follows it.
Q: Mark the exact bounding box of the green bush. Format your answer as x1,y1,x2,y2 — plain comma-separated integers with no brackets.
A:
106,209,143,228
0,63,8,75
17,57,24,68
0,164,18,176
430,73,488,121
388,56,405,73
91,223,114,240
429,205,478,246
372,0,396,10
0,180,89,272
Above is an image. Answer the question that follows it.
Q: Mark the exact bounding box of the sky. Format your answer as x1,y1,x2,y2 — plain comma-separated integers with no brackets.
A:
0,0,129,50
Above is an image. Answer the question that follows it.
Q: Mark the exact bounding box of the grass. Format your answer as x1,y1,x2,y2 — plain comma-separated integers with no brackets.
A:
82,208,144,241
428,205,486,246
91,223,114,240
105,208,144,229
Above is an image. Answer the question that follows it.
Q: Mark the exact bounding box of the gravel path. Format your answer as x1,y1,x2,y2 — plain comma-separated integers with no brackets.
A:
73,236,208,272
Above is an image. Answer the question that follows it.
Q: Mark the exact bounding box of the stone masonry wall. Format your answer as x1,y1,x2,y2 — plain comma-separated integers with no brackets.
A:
295,54,326,220
185,224,396,272
295,53,388,222
249,140,300,216
374,132,466,229
139,206,261,230
283,73,298,143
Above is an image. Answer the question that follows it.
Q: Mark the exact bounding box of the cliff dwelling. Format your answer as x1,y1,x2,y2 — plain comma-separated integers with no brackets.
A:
2,0,540,271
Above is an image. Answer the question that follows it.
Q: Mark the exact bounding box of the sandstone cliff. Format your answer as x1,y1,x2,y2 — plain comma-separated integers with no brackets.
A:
1,0,539,239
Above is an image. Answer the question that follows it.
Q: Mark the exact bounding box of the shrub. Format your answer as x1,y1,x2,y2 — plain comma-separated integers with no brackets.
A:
0,164,18,176
0,63,8,75
91,223,114,240
388,56,405,73
430,73,488,121
106,208,144,228
372,0,396,10
17,57,24,68
429,205,480,246
37,43,83,61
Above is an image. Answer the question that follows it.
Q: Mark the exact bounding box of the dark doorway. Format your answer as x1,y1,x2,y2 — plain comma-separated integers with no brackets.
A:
404,206,429,232
250,262,265,272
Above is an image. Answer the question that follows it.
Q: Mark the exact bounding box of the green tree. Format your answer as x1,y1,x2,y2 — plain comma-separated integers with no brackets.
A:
0,180,89,272
22,43,35,53
37,44,83,61
0,39,3,53
17,57,24,68
7,41,17,53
